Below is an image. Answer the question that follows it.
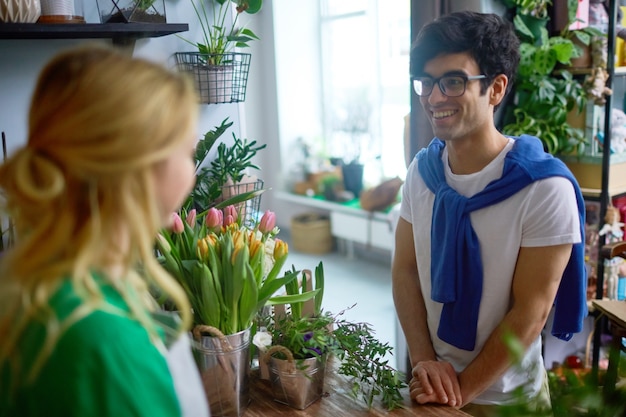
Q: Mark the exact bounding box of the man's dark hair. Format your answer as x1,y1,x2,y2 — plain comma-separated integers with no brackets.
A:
410,11,520,98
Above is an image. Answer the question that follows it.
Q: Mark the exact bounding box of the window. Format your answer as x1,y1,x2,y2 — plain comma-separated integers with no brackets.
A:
273,0,410,190
320,0,410,183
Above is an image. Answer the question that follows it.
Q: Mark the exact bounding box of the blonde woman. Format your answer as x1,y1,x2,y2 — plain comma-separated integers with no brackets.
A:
0,45,210,417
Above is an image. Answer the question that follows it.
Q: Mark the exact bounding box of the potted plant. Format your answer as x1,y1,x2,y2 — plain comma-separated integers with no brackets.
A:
185,118,266,223
501,0,599,155
96,0,166,23
253,262,407,411
175,0,262,103
156,206,314,416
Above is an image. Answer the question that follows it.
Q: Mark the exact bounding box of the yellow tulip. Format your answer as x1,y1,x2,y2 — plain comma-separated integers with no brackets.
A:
249,238,263,260
273,239,288,260
197,237,209,259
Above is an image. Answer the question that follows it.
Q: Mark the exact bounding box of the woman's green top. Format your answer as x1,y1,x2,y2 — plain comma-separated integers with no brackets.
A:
0,277,209,417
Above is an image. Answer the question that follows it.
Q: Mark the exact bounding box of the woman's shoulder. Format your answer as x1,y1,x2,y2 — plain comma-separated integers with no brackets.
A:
9,280,181,417
49,278,164,353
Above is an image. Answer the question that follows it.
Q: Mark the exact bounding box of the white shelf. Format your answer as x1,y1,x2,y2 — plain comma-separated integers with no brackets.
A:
276,191,397,253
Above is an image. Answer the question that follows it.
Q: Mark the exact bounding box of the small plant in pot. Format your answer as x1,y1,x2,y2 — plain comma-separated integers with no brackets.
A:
186,0,262,64
253,262,407,411
175,0,262,103
97,0,166,23
185,117,266,224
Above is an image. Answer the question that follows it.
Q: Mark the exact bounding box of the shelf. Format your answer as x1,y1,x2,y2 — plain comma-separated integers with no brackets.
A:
559,154,626,198
0,23,189,44
276,191,393,222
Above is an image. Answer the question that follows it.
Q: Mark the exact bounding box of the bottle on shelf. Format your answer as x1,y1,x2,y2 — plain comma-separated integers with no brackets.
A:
38,0,84,24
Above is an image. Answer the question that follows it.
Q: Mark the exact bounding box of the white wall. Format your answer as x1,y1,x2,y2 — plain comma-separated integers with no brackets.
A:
0,0,331,232
0,0,243,166
245,0,329,231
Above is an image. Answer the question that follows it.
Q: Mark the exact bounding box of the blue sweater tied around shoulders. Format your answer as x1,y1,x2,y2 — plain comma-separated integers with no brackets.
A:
417,135,587,351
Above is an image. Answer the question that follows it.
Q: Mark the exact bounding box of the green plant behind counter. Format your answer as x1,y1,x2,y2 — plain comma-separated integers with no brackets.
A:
500,1,599,155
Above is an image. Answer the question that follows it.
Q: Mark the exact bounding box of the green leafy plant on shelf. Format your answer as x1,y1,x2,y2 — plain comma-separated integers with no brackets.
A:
182,0,262,65
255,262,407,410
500,0,601,155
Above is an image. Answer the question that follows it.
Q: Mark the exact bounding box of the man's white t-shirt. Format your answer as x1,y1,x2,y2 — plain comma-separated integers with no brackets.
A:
399,137,581,405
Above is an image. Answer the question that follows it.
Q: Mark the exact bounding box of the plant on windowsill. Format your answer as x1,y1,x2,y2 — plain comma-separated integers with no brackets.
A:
500,0,601,155
174,0,262,103
254,262,407,411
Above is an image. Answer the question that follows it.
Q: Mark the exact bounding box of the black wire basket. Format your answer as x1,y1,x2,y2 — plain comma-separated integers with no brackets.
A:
174,52,251,104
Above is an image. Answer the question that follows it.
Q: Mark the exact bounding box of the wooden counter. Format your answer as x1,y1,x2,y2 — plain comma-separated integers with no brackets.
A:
243,369,471,417
591,299,626,395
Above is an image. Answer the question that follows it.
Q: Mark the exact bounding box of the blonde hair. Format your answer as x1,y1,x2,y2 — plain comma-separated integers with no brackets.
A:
0,44,197,381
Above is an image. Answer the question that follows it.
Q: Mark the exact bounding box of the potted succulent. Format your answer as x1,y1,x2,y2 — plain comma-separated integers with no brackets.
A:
175,0,262,103
254,262,407,411
96,0,166,23
185,118,266,223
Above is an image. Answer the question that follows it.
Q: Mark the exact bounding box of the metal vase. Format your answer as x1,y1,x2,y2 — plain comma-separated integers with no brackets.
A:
265,345,327,410
192,325,251,417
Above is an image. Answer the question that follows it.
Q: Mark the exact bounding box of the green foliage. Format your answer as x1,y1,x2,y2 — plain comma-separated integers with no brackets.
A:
186,118,266,211
261,262,407,410
505,0,552,19
134,0,156,10
182,0,262,65
501,4,593,155
493,330,626,416
333,320,407,411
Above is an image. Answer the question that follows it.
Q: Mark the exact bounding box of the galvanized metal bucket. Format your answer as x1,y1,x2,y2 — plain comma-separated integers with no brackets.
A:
264,345,327,410
193,325,250,417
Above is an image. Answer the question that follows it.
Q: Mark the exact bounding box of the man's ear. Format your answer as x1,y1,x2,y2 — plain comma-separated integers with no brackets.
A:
490,74,508,107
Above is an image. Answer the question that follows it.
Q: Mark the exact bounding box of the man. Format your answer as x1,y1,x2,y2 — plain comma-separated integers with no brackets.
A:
392,11,587,416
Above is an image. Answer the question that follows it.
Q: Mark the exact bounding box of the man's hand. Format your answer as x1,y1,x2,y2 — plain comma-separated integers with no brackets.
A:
410,360,462,407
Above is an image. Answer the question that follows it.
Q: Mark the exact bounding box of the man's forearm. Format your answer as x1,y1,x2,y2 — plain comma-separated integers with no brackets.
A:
458,307,548,405
392,270,436,366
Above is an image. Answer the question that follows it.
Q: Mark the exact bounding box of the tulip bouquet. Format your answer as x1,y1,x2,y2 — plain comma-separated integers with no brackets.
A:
156,204,314,335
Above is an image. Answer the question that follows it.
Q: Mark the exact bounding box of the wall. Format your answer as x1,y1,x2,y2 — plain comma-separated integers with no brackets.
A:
244,0,328,231
0,1,244,165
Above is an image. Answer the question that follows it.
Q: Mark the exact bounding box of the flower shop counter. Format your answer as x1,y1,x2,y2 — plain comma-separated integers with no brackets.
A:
244,370,471,417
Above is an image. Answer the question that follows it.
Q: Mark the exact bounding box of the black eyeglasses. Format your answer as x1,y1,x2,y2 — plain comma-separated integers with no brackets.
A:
412,74,487,97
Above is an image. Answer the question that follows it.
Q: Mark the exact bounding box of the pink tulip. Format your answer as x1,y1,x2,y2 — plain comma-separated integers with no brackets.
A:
185,209,197,227
171,213,184,234
224,214,235,227
258,210,276,234
223,205,238,223
205,207,223,231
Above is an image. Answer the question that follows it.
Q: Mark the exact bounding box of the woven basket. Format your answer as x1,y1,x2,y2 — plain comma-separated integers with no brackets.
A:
290,213,332,254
